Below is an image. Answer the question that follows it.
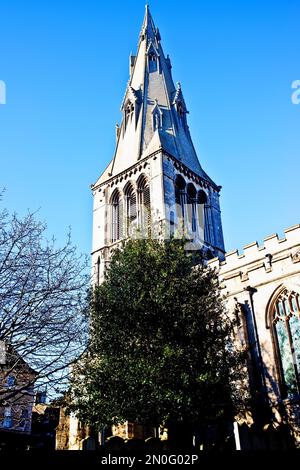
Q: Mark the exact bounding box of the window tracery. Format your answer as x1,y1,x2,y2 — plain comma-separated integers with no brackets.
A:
138,177,151,236
125,184,137,236
148,51,158,72
125,102,134,128
175,175,186,224
272,289,300,397
187,183,197,234
111,190,123,243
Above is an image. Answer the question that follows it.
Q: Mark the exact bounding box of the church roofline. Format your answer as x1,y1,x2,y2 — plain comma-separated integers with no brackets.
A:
91,148,220,192
207,223,300,271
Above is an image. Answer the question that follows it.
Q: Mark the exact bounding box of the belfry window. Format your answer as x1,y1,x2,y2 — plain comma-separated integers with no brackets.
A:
197,190,207,241
198,190,213,245
175,175,186,225
111,190,123,243
138,177,151,236
272,289,300,397
187,184,197,234
125,184,137,236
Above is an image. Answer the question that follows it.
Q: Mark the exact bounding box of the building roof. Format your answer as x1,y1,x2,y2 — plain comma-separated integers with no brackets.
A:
94,5,213,187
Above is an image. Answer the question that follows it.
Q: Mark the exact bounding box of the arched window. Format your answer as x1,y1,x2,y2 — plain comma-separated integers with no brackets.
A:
197,190,207,241
96,256,100,286
125,102,134,128
138,176,151,236
152,108,162,131
111,190,123,243
187,183,197,234
148,52,158,73
197,190,207,204
176,100,188,131
177,101,185,118
271,289,300,397
175,175,186,224
125,184,137,236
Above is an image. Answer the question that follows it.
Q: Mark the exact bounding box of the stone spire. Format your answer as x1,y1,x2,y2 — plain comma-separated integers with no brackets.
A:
95,5,212,186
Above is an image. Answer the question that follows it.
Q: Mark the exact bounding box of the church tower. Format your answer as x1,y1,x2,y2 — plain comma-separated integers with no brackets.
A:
91,6,225,282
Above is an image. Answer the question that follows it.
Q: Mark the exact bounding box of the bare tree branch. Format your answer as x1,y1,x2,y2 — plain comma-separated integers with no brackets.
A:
0,200,89,406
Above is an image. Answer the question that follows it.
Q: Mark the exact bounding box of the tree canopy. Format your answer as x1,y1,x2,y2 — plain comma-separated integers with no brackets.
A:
70,238,244,433
0,198,89,406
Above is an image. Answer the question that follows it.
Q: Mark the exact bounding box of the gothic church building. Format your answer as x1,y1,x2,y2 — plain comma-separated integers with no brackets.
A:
56,6,300,449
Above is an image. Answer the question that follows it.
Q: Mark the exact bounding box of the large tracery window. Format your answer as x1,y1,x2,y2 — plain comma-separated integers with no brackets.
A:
111,190,123,243
138,176,151,236
272,289,300,397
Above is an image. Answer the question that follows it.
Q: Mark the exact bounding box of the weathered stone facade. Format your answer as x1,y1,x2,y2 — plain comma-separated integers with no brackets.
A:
57,6,300,450
208,225,300,447
55,409,92,450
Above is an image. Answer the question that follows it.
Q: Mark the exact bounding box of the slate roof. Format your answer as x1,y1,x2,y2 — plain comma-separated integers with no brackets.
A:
94,6,214,187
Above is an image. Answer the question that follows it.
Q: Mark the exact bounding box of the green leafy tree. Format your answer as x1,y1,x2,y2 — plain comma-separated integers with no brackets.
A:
70,238,244,444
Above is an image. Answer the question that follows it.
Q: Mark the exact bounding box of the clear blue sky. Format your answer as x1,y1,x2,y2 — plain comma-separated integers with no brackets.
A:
1,0,299,258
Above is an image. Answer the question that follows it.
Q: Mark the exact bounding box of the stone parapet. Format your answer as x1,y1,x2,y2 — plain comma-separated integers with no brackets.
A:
208,224,300,274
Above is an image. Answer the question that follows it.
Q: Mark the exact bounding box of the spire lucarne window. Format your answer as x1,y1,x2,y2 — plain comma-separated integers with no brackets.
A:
272,289,300,397
148,49,158,73
125,101,134,129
